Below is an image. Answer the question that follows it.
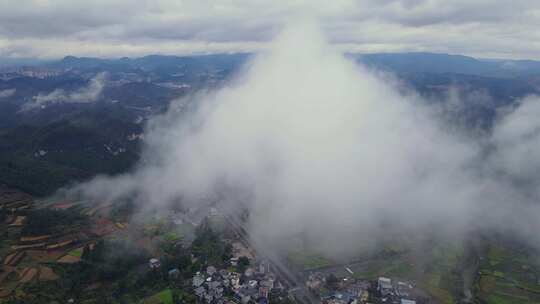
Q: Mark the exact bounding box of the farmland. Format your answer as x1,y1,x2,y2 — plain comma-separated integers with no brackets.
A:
474,241,540,304
3,183,540,304
0,186,229,303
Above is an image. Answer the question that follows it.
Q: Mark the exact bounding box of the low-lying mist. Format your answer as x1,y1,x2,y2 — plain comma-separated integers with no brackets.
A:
22,72,107,111
63,22,540,257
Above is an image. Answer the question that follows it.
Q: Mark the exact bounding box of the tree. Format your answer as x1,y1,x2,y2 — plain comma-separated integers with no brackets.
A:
22,208,87,235
191,224,228,266
325,274,339,290
222,243,233,261
237,256,250,273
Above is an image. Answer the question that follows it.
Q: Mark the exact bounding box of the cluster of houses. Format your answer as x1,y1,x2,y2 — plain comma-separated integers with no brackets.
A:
321,281,371,304
377,277,416,304
306,273,370,304
306,272,418,304
192,262,287,304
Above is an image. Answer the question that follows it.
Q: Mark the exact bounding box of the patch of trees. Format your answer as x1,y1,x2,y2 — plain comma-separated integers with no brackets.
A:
237,256,250,273
269,293,297,304
109,200,137,221
325,274,339,290
82,239,150,281
22,208,87,235
191,223,232,267
0,116,142,196
0,152,88,196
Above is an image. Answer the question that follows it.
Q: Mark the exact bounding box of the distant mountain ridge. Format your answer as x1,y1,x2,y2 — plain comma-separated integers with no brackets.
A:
54,53,251,71
355,52,540,78
44,52,540,79
1,51,540,196
2,52,540,79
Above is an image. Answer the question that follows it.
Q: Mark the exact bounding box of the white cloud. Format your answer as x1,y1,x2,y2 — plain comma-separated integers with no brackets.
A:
65,22,540,257
490,96,540,182
0,88,15,98
22,72,106,111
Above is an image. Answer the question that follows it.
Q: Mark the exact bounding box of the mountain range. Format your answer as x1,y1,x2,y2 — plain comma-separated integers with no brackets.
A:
1,52,539,195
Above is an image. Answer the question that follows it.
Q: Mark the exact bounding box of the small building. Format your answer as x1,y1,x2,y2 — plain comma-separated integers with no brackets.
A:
401,299,416,304
204,292,214,303
168,268,180,279
219,269,231,279
359,290,369,302
333,291,354,303
260,278,274,289
258,261,270,274
377,277,393,296
222,278,230,288
207,265,217,276
149,258,161,269
230,273,241,288
209,207,219,217
195,286,206,297
306,272,325,290
214,286,225,298
259,287,269,299
397,281,412,297
193,272,206,287
234,290,252,304
209,281,222,290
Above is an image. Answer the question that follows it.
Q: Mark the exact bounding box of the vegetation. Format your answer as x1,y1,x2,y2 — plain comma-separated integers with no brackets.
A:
68,247,83,257
325,274,339,290
191,223,232,267
0,152,88,196
0,113,142,196
143,288,173,304
287,250,334,270
22,208,87,235
237,256,250,273
474,242,540,304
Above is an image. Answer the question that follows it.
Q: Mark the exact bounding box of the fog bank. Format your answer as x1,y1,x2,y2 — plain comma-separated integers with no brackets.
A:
66,22,540,256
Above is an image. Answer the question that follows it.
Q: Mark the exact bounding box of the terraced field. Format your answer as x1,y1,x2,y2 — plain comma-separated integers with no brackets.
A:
475,243,540,304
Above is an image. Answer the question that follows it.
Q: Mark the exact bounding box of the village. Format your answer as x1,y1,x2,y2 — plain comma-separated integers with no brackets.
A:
0,185,430,304
305,272,423,304
189,261,425,304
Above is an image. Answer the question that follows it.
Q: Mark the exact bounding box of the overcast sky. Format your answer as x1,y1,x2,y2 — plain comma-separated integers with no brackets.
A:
1,0,539,60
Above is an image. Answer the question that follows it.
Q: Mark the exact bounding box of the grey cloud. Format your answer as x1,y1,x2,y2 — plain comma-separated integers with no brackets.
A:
120,18,277,42
1,1,540,59
369,0,534,27
0,0,143,38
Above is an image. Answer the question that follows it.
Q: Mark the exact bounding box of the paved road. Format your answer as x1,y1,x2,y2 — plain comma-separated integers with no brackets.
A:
219,209,318,304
